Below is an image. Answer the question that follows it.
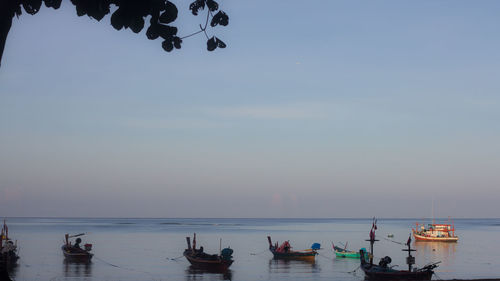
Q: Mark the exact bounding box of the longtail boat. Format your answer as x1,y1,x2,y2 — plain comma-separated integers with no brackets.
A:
333,242,367,259
183,233,234,271
267,236,319,261
360,218,440,280
61,233,93,262
412,219,458,242
0,220,19,269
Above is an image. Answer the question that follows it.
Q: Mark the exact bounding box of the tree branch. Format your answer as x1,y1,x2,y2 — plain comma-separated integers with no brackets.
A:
0,2,14,68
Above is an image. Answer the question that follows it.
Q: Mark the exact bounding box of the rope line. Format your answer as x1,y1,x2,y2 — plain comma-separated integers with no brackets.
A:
433,272,444,280
347,264,361,274
168,255,185,261
93,256,157,280
317,252,334,260
383,237,405,245
249,249,269,256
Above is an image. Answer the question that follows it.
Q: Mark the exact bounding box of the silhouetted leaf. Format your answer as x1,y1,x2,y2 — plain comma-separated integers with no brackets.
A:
0,0,230,69
162,40,174,52
189,0,205,16
15,5,23,17
130,17,144,33
149,0,167,12
159,1,178,24
23,0,42,15
206,0,219,12
216,37,226,48
44,0,62,9
111,9,125,30
146,24,160,40
210,11,228,27
157,24,177,39
73,0,86,17
87,2,110,21
173,36,182,49
207,37,217,51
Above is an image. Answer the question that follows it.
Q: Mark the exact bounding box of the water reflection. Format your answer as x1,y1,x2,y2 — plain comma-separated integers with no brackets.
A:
5,263,19,280
414,241,457,267
63,259,93,278
268,258,319,274
185,266,232,280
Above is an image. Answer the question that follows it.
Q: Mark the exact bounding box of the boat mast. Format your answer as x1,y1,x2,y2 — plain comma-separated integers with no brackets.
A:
0,224,3,248
365,218,378,266
402,234,416,272
432,196,435,225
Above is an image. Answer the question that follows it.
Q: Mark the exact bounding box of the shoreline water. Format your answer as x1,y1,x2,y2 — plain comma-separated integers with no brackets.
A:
2,217,500,281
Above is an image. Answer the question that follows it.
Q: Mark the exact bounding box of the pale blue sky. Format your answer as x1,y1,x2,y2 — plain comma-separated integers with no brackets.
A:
1,1,499,218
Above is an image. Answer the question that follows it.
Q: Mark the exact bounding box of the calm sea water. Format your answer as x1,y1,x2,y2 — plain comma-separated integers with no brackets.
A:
3,218,500,281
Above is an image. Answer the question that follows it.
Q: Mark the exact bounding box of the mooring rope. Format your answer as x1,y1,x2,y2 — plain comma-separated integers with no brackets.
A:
167,255,185,261
317,252,334,260
93,255,157,280
249,249,269,256
433,271,444,280
383,237,405,245
346,264,361,275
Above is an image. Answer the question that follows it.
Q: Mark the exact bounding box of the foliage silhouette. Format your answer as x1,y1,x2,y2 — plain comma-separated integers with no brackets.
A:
0,0,229,67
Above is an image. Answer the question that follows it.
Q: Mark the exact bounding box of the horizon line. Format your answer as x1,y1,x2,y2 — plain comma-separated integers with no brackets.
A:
2,216,497,220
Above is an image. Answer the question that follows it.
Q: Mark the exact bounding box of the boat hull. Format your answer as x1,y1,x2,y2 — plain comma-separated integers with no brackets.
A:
334,246,369,259
412,231,458,242
335,251,364,259
361,267,433,281
359,249,435,281
61,246,93,263
183,252,233,271
271,250,316,261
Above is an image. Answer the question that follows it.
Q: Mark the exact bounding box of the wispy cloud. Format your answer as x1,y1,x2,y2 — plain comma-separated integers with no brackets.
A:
125,118,226,130
121,102,335,131
202,102,332,120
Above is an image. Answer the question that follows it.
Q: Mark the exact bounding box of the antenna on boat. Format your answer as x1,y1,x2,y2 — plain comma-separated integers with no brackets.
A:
365,218,379,265
0,223,3,249
402,234,416,272
186,236,192,251
432,196,435,225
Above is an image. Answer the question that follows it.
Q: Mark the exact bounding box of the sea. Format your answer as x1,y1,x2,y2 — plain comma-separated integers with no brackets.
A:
3,217,500,281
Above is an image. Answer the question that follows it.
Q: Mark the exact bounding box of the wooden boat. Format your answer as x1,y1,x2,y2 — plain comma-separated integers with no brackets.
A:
360,218,439,281
61,233,93,262
183,233,233,271
267,236,318,261
412,220,458,242
333,242,367,259
0,220,19,269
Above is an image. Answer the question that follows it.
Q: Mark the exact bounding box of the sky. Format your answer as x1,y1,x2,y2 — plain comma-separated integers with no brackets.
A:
0,1,499,218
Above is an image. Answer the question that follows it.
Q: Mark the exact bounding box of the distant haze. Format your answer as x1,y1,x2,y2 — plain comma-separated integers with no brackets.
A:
1,1,499,218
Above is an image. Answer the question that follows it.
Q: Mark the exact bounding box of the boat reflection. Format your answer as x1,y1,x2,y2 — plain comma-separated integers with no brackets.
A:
63,259,92,278
185,265,232,280
4,264,19,280
268,258,319,274
414,241,457,267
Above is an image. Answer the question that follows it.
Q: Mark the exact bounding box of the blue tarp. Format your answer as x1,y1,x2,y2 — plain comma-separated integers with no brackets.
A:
311,243,321,250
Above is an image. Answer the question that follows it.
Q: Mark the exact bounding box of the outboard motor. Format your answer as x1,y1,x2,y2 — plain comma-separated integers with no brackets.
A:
379,256,392,268
221,248,233,261
311,243,321,250
84,244,93,251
